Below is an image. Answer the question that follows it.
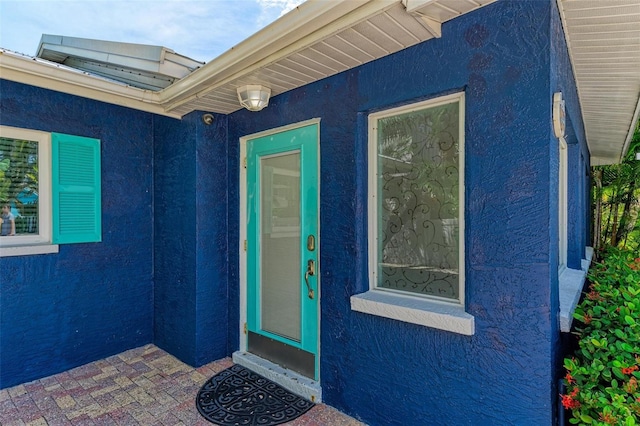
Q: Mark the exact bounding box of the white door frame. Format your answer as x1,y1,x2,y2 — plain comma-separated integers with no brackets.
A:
238,118,321,354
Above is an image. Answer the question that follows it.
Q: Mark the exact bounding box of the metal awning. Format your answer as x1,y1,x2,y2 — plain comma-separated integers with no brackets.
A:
36,34,204,91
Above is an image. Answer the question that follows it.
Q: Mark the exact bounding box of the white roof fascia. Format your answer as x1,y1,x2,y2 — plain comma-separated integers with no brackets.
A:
621,96,640,163
402,0,442,38
402,0,439,13
158,0,395,110
0,50,179,118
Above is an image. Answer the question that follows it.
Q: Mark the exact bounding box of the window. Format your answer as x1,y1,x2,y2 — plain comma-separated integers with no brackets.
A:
559,137,568,271
0,127,52,254
371,94,464,302
0,126,101,257
351,93,474,335
0,136,40,237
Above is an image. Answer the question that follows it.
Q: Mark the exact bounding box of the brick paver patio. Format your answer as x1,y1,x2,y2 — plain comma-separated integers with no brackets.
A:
0,344,364,425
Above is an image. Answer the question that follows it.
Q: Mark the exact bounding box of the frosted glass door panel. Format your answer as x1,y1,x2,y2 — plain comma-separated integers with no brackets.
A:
260,152,301,341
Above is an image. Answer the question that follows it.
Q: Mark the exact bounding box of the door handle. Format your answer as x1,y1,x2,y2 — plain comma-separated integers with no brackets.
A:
304,259,315,299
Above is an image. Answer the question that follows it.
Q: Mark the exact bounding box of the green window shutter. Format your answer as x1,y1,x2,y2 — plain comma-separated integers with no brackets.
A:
51,133,101,244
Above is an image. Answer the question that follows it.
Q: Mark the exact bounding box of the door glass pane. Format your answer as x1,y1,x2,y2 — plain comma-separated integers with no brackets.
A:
260,152,301,341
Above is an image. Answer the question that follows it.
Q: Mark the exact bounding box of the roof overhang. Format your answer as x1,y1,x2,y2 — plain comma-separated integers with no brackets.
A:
0,0,496,119
0,49,172,116
1,0,638,164
557,0,640,165
157,0,497,116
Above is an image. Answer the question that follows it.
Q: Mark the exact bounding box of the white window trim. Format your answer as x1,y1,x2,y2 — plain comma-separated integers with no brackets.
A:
559,137,568,272
0,126,58,257
556,135,591,332
559,247,593,332
351,92,474,335
351,290,475,335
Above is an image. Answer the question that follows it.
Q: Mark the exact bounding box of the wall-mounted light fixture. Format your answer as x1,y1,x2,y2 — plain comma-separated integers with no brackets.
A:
553,92,566,139
237,85,271,112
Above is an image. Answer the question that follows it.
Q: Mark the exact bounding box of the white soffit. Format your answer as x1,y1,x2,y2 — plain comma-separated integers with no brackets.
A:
558,0,640,165
161,0,497,116
0,0,497,119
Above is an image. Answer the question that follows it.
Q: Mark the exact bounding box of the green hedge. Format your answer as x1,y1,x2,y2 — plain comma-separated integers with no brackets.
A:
563,248,640,425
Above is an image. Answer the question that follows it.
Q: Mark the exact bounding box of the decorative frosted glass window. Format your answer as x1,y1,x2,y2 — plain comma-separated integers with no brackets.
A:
369,93,464,303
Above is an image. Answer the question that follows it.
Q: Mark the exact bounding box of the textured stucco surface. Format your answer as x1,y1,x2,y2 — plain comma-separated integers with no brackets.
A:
549,0,591,401
0,80,154,388
550,0,590,272
152,114,198,363
153,112,230,367
227,1,567,424
0,0,591,424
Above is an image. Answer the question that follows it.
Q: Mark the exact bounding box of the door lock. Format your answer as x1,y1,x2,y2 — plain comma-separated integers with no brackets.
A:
307,234,315,251
304,259,315,299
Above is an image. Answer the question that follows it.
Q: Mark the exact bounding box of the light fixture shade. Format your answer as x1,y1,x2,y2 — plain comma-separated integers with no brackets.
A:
552,92,566,139
237,85,271,111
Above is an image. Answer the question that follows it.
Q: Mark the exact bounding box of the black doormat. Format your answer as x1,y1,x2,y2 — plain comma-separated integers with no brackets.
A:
196,364,315,425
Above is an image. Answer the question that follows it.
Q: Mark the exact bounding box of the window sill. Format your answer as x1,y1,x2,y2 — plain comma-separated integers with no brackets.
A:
559,247,593,333
350,290,475,335
0,244,59,257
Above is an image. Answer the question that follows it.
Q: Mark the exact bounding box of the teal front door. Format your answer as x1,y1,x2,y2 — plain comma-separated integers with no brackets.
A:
246,122,319,380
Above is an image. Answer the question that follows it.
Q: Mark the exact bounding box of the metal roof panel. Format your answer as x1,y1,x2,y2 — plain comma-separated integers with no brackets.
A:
36,34,203,91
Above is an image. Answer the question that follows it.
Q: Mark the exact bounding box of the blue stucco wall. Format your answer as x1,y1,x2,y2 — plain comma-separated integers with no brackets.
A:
550,0,591,403
153,111,230,366
153,114,197,363
1,0,591,424
228,1,564,424
550,0,590,273
0,80,154,388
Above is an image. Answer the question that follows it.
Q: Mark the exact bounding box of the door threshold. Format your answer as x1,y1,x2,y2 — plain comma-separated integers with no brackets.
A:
232,351,322,403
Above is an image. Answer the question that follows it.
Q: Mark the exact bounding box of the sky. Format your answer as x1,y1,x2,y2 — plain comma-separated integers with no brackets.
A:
0,0,305,63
